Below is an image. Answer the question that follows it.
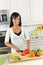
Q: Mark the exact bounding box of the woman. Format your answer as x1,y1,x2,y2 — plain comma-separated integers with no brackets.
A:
5,12,30,53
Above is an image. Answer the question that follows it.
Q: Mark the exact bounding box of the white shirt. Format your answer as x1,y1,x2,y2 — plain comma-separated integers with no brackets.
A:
5,27,30,53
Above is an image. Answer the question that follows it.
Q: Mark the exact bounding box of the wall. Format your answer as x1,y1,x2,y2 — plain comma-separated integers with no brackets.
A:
0,24,9,31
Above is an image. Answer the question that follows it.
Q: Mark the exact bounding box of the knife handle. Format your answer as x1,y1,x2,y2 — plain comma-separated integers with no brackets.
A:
20,50,23,52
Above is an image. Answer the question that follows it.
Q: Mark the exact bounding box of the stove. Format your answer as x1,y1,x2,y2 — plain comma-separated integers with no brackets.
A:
0,31,11,54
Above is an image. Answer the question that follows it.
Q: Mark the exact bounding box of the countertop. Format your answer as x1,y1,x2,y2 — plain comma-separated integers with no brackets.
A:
0,54,43,65
7,59,43,65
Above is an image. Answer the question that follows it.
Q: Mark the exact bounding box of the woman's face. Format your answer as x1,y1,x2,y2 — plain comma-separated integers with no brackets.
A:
12,16,20,26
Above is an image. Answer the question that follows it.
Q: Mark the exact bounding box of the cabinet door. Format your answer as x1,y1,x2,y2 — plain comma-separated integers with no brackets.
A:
10,0,30,26
30,0,43,25
0,0,10,9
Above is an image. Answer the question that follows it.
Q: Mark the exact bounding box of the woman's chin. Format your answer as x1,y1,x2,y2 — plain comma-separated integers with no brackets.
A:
15,24,19,26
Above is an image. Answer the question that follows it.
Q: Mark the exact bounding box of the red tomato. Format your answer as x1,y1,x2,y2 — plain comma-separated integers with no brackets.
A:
24,49,30,54
21,53,26,56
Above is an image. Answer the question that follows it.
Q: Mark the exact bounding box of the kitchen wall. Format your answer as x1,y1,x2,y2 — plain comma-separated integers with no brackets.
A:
0,24,9,31
0,0,10,31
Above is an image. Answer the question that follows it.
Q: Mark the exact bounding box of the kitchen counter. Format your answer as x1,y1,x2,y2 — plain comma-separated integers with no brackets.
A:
0,54,43,65
7,59,43,65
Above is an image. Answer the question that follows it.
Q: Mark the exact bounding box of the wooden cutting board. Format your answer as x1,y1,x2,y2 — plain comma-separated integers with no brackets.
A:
8,53,43,63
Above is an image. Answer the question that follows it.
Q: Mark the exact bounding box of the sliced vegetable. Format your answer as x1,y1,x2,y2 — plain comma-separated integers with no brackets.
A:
0,57,6,65
21,53,26,56
9,54,21,60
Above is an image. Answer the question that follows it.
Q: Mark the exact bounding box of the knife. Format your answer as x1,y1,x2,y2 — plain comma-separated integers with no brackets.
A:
20,50,23,52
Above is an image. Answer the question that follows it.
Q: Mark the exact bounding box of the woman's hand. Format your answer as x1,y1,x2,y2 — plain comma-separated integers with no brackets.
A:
26,40,30,49
15,47,20,52
5,42,20,53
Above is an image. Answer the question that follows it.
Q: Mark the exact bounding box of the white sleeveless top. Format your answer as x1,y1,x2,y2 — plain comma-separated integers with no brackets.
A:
5,27,30,53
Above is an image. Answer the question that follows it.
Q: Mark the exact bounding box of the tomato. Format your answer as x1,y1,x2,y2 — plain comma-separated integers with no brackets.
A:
21,49,31,56
24,49,30,54
21,53,26,56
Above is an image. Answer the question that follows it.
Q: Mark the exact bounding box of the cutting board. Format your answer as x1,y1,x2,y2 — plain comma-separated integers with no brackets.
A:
8,53,43,63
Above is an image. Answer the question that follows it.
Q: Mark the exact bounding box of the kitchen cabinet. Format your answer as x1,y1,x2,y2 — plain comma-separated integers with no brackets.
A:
30,0,43,25
10,0,43,25
0,0,10,10
0,0,43,25
9,0,30,26
30,37,43,50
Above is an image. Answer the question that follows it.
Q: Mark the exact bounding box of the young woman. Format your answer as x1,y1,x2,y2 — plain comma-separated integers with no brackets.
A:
5,12,30,53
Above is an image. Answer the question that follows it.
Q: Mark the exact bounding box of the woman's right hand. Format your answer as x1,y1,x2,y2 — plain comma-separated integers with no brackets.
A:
15,47,20,52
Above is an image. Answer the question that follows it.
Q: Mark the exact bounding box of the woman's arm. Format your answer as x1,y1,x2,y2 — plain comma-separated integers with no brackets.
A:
24,28,30,49
5,42,20,52
26,40,30,49
5,29,20,52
